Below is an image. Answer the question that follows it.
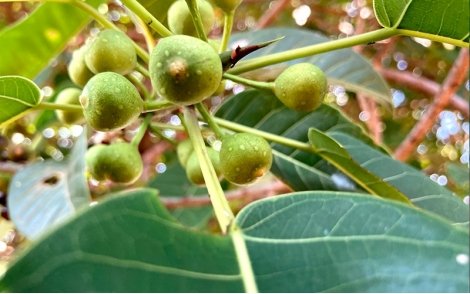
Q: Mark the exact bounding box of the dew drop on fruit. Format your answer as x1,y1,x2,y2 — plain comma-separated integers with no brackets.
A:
254,146,259,151
115,88,121,93
164,50,170,57
240,145,245,150
156,62,163,68
196,70,202,75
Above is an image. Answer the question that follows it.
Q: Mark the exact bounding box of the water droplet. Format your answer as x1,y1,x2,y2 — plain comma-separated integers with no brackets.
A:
240,145,245,150
156,62,163,68
103,38,108,42
177,51,181,55
236,167,240,172
196,70,202,75
164,50,170,57
254,146,259,151
115,88,121,93
228,147,233,151
456,254,469,265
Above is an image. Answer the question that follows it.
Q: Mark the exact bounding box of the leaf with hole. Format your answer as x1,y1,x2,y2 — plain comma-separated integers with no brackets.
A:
7,130,90,240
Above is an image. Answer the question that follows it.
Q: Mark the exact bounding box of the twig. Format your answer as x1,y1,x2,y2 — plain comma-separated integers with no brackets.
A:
394,49,469,161
255,0,290,29
377,67,469,118
163,179,291,209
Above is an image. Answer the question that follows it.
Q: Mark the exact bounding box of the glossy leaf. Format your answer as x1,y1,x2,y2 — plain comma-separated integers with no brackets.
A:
0,189,244,292
330,132,470,225
215,89,373,192
0,76,41,127
308,128,410,203
7,130,90,240
374,0,470,42
237,191,469,292
171,206,214,230
230,27,391,102
0,0,103,79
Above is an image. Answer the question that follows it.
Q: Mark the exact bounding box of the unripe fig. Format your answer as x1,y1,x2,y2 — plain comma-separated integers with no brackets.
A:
177,139,194,167
220,133,272,185
149,35,223,105
168,0,215,37
274,63,327,112
85,142,143,184
85,29,137,75
185,148,221,185
80,72,143,131
212,0,242,13
54,88,84,124
68,45,94,87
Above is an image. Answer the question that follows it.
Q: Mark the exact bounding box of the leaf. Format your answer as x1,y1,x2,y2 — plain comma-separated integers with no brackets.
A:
171,206,214,230
138,0,176,26
329,132,470,225
0,0,104,79
2,190,468,292
230,27,391,102
236,191,470,292
0,76,41,127
308,128,410,204
7,130,90,240
215,89,374,192
373,0,470,43
0,189,244,292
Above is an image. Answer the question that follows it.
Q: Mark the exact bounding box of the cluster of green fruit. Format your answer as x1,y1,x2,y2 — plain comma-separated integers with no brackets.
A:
59,0,328,187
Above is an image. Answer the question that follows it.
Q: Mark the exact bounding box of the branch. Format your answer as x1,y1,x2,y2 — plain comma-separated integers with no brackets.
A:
394,49,469,161
377,67,469,119
163,179,291,209
255,0,291,29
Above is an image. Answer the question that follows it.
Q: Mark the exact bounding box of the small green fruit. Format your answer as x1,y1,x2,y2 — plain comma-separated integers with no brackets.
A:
80,72,143,131
274,63,327,112
149,35,223,105
68,45,94,87
85,29,137,75
220,133,272,185
212,0,242,13
177,139,194,167
185,148,221,185
168,0,215,37
54,88,84,124
86,143,143,184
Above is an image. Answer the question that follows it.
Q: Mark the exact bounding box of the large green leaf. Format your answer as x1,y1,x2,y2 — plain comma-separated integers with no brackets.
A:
236,192,469,292
2,190,468,292
329,132,470,225
215,89,374,192
308,128,410,203
373,0,470,42
7,130,90,240
0,0,103,79
0,76,41,127
0,189,244,292
230,27,391,102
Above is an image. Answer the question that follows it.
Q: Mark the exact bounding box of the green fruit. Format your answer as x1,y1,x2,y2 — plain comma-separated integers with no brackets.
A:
86,143,143,184
212,0,242,12
274,63,327,112
177,139,194,167
149,35,223,105
68,45,94,87
85,29,137,75
54,88,84,124
220,133,272,185
80,72,143,131
185,148,221,185
168,0,215,37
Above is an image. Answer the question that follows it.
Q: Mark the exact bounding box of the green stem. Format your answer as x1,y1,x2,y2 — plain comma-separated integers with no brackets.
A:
36,101,82,112
214,117,311,152
143,100,176,113
120,0,172,37
71,0,150,63
227,28,398,74
396,29,469,48
131,114,152,146
195,103,225,138
136,63,151,78
150,122,184,131
184,0,208,41
148,125,177,145
183,107,234,233
219,10,235,53
223,73,274,91
127,74,151,100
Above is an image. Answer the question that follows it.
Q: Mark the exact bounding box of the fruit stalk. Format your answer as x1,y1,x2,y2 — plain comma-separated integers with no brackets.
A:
184,0,209,41
131,114,152,147
195,103,225,139
183,107,234,233
35,101,83,112
120,0,173,37
219,10,235,53
223,73,274,91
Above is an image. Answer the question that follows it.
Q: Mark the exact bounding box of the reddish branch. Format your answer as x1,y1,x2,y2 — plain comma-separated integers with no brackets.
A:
394,49,469,162
163,179,291,209
377,67,469,119
255,0,291,30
